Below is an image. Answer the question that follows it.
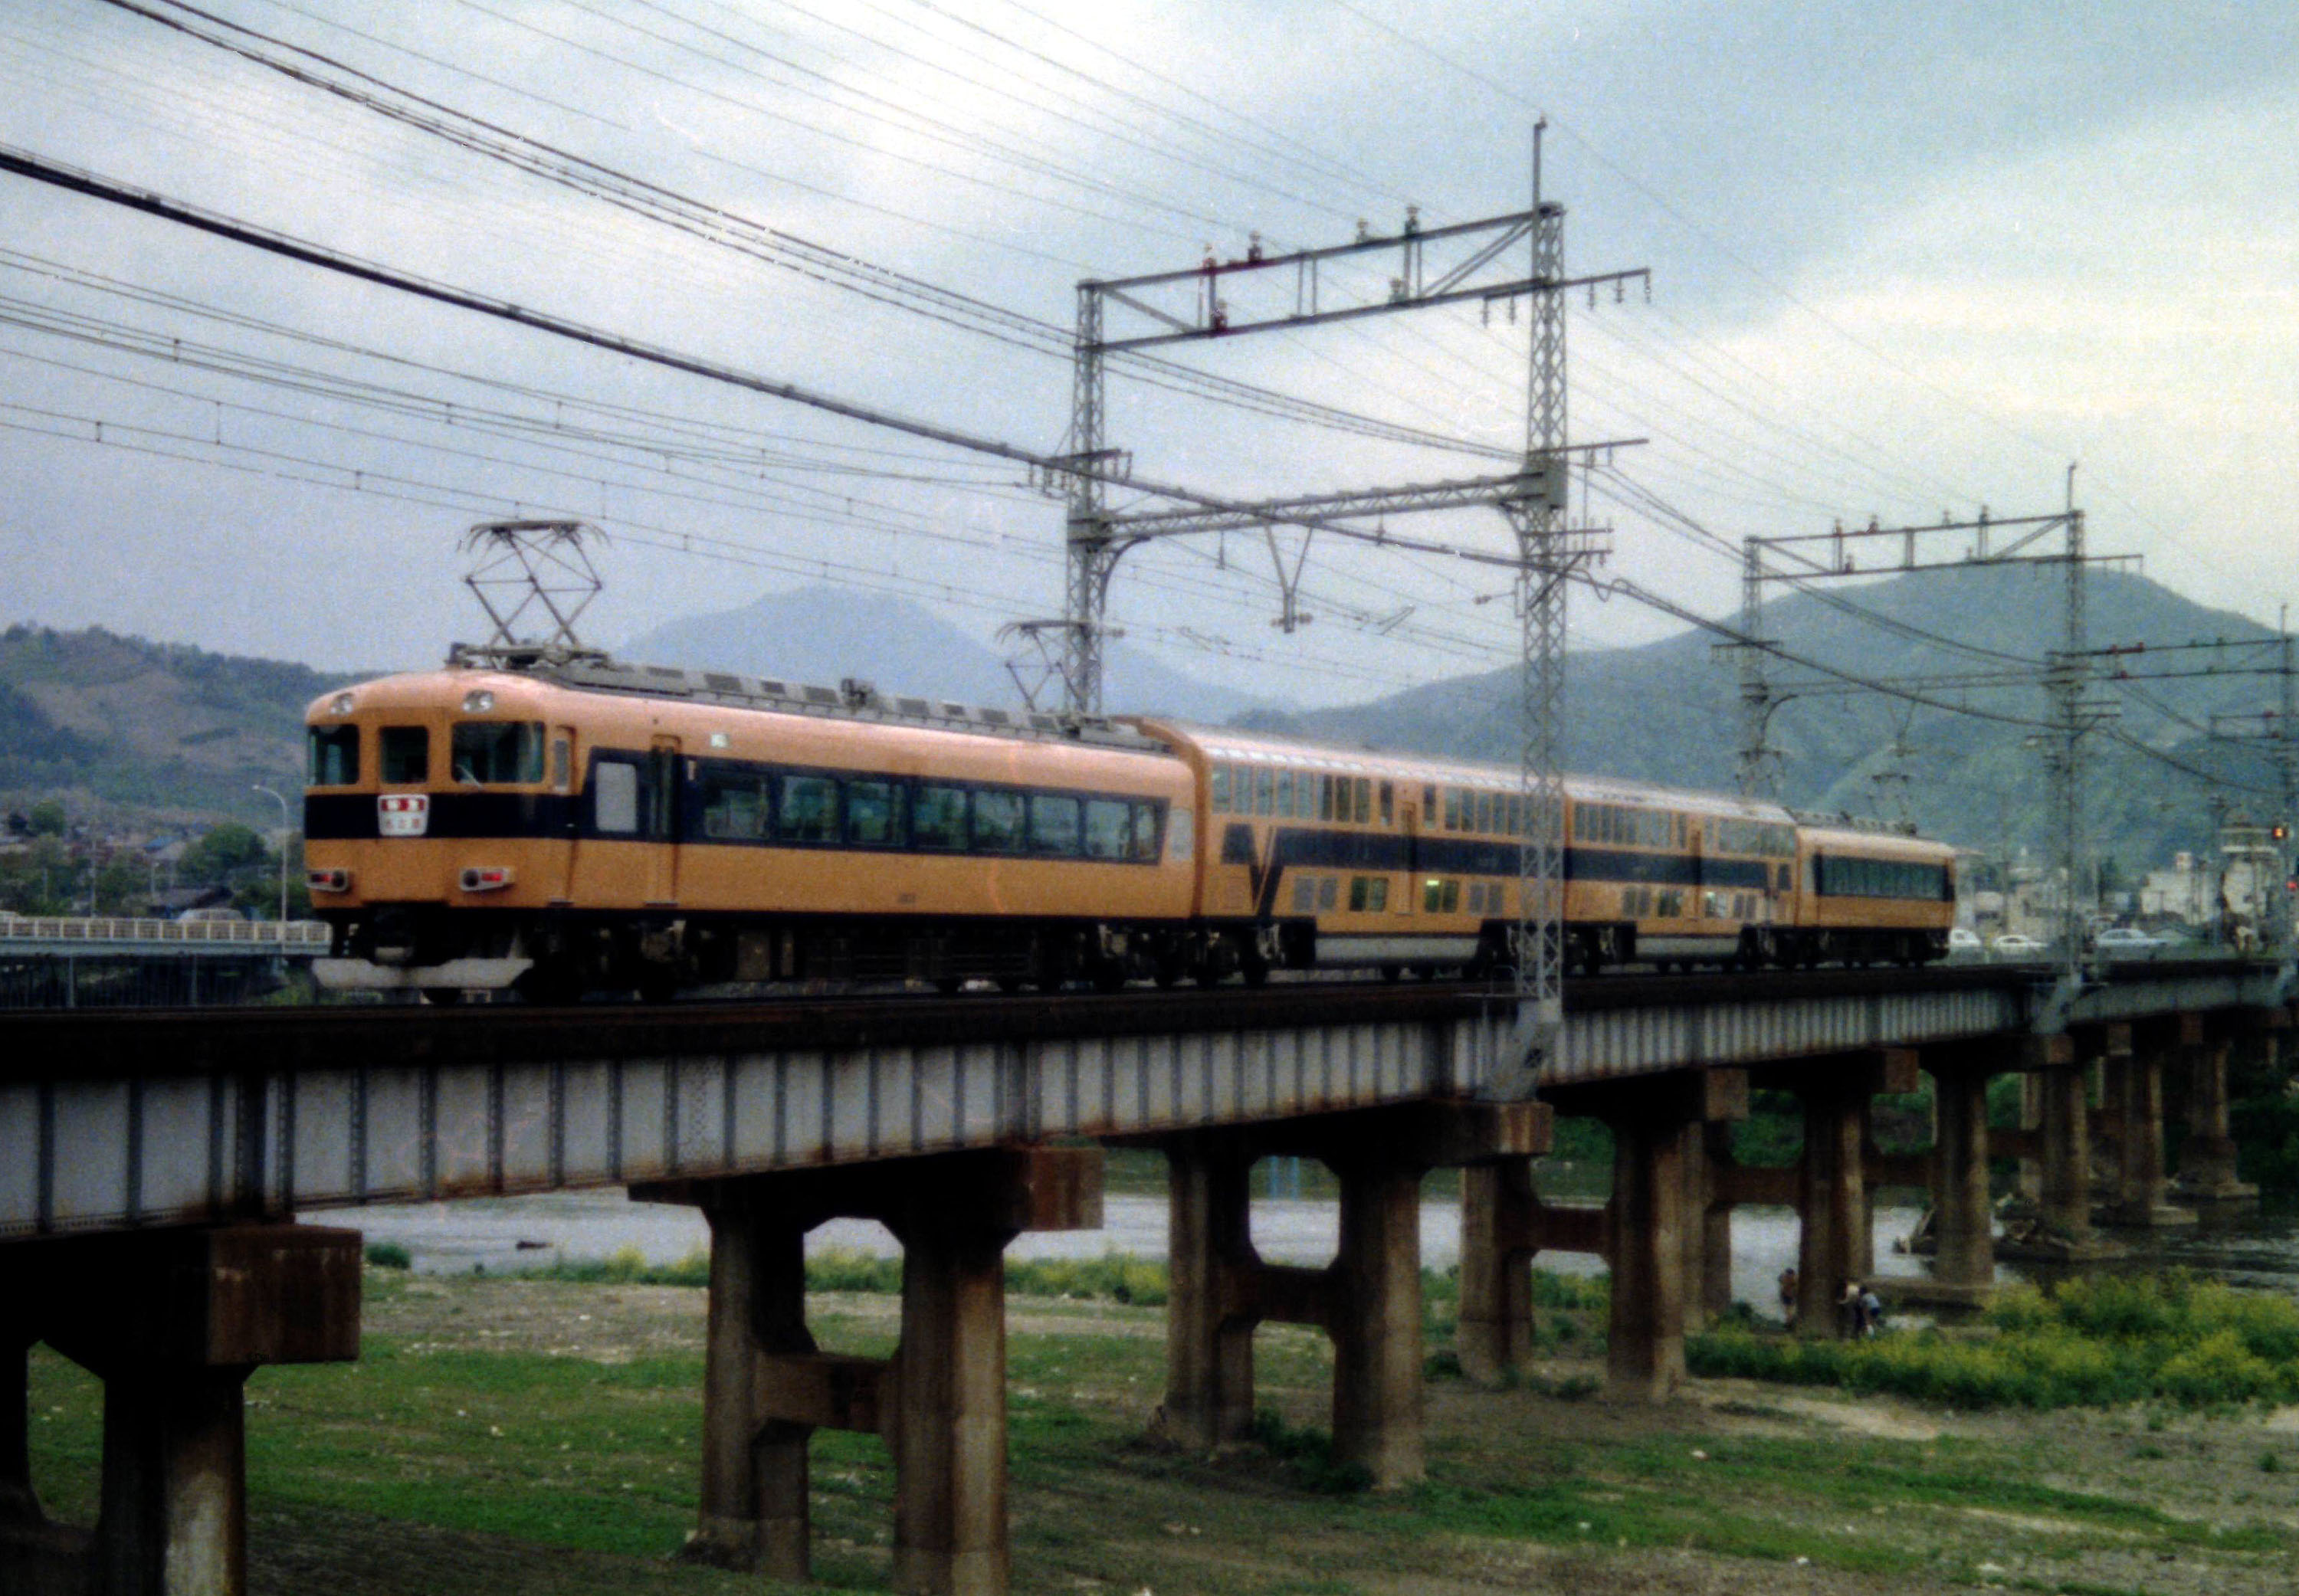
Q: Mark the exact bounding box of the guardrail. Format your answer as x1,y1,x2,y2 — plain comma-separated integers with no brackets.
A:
0,914,330,947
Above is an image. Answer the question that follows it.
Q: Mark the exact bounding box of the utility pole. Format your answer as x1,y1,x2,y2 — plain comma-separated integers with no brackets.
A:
1734,539,1783,798
252,783,290,940
2082,626,2297,953
1052,140,1642,1079
2198,630,2299,952
1734,500,2134,982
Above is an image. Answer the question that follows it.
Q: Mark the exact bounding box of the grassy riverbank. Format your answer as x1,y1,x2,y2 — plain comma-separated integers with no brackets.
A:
1692,1273,2299,1411
25,1264,2299,1595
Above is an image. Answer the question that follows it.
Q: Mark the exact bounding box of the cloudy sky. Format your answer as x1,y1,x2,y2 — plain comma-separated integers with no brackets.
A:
1,0,2293,707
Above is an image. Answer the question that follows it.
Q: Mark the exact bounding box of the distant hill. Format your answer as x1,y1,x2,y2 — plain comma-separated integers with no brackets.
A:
1242,566,2287,873
4,565,2284,872
620,585,1271,723
0,624,353,822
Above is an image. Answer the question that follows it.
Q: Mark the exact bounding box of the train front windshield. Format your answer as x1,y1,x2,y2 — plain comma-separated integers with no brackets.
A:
451,721,545,785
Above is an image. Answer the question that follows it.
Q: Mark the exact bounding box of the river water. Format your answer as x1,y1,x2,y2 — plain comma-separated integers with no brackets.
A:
338,1180,2299,1317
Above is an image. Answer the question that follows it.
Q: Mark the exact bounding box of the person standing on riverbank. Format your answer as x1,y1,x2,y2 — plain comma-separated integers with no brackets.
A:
1777,1267,1799,1328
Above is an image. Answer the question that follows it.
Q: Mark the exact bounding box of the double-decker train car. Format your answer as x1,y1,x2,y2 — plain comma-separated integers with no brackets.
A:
303,647,1955,999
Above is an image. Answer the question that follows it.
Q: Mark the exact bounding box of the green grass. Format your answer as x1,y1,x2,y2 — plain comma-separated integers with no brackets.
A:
25,1267,2299,1594
1691,1270,2299,1410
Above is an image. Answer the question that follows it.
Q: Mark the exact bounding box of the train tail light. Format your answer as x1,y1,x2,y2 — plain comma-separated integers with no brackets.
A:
459,866,515,893
307,868,352,893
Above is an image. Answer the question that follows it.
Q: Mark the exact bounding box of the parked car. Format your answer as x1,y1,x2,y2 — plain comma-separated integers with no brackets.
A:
1946,928,1984,957
1989,933,2047,955
176,906,244,923
2094,926,2169,955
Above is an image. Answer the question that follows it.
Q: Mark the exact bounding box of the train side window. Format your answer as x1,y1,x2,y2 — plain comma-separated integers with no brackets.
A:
593,760,639,835
1354,778,1371,823
1028,794,1082,856
1441,788,1458,831
1466,882,1483,914
379,726,429,785
307,724,359,786
848,780,904,847
1348,876,1368,911
1292,876,1317,913
1166,805,1192,862
1441,880,1461,913
1209,764,1228,813
1379,781,1393,826
1275,769,1295,819
700,771,771,840
1423,877,1442,912
1422,784,1436,817
1318,876,1338,910
1254,766,1274,816
550,737,571,792
1320,776,1336,821
971,789,1025,853
1130,802,1163,862
1083,799,1130,860
1369,877,1389,911
779,775,839,844
913,785,968,850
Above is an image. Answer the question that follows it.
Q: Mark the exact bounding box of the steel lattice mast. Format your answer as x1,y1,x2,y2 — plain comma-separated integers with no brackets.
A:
1062,285,1115,716
1508,150,1574,1070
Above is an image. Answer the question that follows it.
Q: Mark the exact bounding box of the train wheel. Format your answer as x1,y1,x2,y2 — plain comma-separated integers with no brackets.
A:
995,975,1026,994
635,967,679,1004
1240,956,1271,988
933,976,963,995
1192,965,1222,988
1379,963,1402,983
418,987,464,1007
1090,961,1126,994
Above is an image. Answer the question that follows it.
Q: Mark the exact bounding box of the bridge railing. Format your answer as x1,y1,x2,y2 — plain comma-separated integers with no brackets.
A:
0,914,330,947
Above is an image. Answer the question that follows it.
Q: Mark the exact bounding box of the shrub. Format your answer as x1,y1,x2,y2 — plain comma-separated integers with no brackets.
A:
1696,1270,2299,1411
364,1241,412,1270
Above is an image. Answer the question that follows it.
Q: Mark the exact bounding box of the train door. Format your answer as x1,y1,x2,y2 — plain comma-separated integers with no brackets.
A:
646,737,682,906
1399,794,1420,917
544,725,577,901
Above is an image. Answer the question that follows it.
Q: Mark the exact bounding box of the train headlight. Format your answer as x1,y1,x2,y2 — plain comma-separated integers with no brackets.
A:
462,689,495,713
328,692,355,716
307,867,352,893
458,866,515,893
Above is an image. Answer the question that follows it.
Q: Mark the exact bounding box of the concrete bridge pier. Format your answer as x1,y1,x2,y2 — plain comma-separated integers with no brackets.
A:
636,1146,1102,1596
1543,1070,1743,1399
2102,1022,2194,1228
2175,1013,2270,1205
1769,1051,1917,1336
0,1224,361,1596
1919,1050,2001,1301
1156,1100,1549,1485
1457,1158,1540,1383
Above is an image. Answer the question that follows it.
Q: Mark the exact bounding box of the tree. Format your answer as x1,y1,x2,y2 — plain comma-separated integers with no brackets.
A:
179,823,267,886
91,854,147,916
25,799,64,837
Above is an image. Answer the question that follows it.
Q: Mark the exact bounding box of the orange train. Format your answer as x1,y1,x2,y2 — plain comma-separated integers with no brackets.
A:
302,646,1956,1001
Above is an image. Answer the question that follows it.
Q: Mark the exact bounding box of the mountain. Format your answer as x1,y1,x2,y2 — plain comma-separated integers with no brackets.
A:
0,624,353,821
619,585,1271,723
1241,566,2288,874
2,566,2282,871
